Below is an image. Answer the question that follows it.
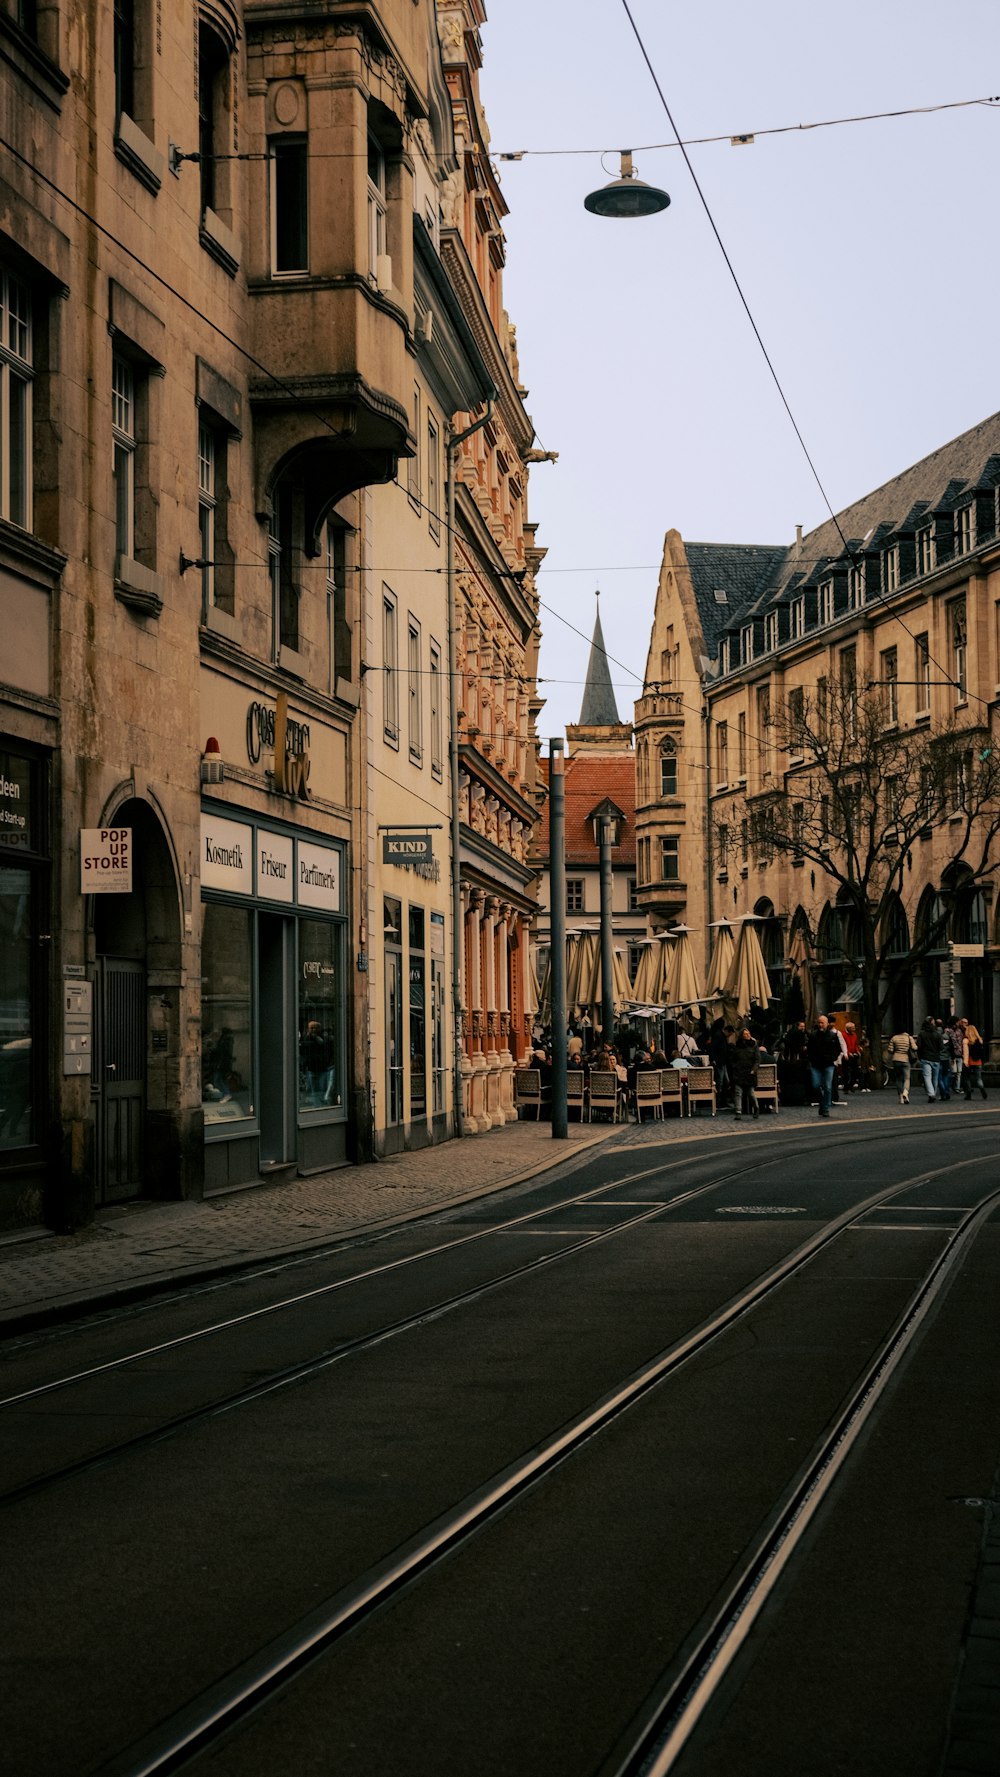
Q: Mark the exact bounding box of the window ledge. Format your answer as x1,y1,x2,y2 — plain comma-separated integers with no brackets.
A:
334,676,360,710
114,114,164,194
791,856,805,868
277,644,308,680
0,13,69,111
115,557,164,617
200,209,240,278
0,520,66,585
203,605,241,645
914,709,931,726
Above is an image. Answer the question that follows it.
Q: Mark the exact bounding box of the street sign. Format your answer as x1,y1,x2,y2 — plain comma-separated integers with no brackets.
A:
382,831,433,864
950,943,984,959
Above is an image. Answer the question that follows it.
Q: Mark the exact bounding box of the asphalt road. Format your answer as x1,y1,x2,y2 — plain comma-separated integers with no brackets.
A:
2,1114,997,1777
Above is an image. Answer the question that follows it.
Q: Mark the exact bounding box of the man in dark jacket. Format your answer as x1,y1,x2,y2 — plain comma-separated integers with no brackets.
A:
731,1027,760,1119
806,1016,841,1118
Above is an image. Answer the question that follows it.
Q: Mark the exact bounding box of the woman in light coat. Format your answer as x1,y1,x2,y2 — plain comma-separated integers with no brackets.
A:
886,1028,917,1103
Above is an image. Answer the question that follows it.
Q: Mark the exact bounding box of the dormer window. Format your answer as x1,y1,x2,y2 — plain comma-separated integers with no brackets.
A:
713,588,728,605
819,579,834,625
848,562,866,609
764,611,778,653
883,547,898,594
789,596,804,639
741,623,754,665
955,503,973,555
916,526,935,576
720,636,732,675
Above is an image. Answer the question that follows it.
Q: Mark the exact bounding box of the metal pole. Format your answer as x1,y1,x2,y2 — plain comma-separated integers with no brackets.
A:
550,739,568,1139
600,818,615,1045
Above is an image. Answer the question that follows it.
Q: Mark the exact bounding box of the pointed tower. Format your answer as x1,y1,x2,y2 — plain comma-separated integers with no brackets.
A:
566,592,634,755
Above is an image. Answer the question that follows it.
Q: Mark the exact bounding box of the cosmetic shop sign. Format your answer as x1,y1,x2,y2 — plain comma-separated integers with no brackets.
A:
80,828,133,894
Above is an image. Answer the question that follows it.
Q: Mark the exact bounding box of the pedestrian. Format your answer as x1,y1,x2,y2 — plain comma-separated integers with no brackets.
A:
935,1019,953,1101
962,1021,988,1100
843,1022,860,1093
916,1016,940,1102
731,1027,760,1120
828,1018,848,1103
806,1015,841,1119
709,1017,732,1107
944,1019,964,1098
886,1027,917,1104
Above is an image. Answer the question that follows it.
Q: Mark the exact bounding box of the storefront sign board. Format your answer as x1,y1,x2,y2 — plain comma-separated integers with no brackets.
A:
201,814,253,895
297,841,340,913
257,831,294,903
80,828,132,894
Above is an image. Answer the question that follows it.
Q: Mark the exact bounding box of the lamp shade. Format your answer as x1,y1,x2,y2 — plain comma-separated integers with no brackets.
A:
584,152,670,219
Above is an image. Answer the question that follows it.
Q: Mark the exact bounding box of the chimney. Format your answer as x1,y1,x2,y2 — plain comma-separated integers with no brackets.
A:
795,524,803,550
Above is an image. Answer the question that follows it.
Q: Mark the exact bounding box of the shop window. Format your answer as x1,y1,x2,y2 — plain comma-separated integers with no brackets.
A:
297,918,344,1111
201,902,254,1124
409,905,426,1118
0,862,35,1151
431,938,446,1114
0,266,32,529
270,137,308,274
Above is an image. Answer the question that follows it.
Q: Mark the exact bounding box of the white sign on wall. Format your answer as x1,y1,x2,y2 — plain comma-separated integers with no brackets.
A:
80,828,132,894
297,840,340,913
201,814,253,895
257,831,294,904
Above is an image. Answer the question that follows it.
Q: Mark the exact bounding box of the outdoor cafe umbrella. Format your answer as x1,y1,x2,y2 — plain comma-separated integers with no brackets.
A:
524,947,540,1020
630,939,659,1005
665,925,702,1007
582,934,631,1026
650,933,675,1004
568,930,596,1019
723,916,773,1015
786,924,816,1025
706,921,735,996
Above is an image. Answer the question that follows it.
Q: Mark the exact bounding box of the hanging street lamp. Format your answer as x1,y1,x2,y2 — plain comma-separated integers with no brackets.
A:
584,150,670,218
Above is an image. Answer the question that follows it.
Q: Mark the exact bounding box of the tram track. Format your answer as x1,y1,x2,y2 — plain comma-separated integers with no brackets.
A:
83,1153,995,1777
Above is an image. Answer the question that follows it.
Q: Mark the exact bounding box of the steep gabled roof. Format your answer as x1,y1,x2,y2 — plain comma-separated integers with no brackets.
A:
684,543,787,655
578,600,622,725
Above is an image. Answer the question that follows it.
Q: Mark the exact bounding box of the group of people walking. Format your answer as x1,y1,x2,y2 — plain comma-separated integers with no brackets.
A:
888,1016,987,1105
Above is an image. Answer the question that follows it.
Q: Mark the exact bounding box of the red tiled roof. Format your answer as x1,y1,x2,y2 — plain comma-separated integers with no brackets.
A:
533,753,637,865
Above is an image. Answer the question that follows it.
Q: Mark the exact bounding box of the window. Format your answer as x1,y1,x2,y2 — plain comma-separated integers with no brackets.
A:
408,383,420,507
915,633,930,714
383,589,399,743
788,686,805,756
198,21,229,218
756,685,771,778
326,521,351,690
881,646,898,725
408,905,426,1118
720,636,732,675
627,877,640,913
198,422,217,614
741,623,754,665
716,722,729,785
1,268,32,529
270,138,308,274
884,777,900,826
765,611,778,653
816,675,828,739
112,353,135,562
790,597,805,639
407,616,422,762
660,836,679,881
201,902,254,1124
955,750,972,812
819,579,834,625
737,711,747,779
849,562,866,609
429,640,443,777
660,747,677,798
427,414,440,539
268,484,298,656
951,599,968,701
297,918,345,1113
716,823,729,874
114,0,135,122
566,878,584,913
791,802,804,853
883,548,898,593
840,646,857,742
916,527,935,576
740,820,749,866
367,134,387,279
955,504,973,555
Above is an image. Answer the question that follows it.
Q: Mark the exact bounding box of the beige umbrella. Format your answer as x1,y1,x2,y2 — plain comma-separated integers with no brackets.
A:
723,917,773,1015
582,934,631,1025
630,939,659,1004
613,946,633,1008
650,934,675,1002
569,931,597,1019
665,925,703,1007
524,947,540,1019
786,925,816,1025
706,922,735,996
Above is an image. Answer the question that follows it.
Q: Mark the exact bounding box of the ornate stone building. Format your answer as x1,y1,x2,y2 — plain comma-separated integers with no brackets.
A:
0,0,541,1227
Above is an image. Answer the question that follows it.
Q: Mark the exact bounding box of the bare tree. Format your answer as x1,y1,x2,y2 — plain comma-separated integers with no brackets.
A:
716,679,1000,1073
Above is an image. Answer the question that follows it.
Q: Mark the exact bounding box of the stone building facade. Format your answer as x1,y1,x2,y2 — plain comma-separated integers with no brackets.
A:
0,0,541,1228
637,415,1000,1041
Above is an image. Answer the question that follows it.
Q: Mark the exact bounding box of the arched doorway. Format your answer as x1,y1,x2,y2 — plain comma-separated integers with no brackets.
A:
914,887,948,1025
91,796,182,1204
753,897,785,1006
951,878,991,1039
880,895,912,1031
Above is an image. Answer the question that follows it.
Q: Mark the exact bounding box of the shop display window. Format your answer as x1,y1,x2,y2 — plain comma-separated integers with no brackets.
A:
201,902,254,1123
298,918,344,1111
0,867,32,1150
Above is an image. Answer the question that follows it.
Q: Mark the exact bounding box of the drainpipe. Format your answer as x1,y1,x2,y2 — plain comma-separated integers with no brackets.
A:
447,399,494,1138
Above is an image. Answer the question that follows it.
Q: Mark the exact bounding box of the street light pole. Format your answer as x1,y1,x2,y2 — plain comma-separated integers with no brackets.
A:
549,739,568,1139
599,817,615,1044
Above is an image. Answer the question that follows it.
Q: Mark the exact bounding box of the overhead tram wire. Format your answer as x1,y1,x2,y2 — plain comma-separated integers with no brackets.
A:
615,1,993,715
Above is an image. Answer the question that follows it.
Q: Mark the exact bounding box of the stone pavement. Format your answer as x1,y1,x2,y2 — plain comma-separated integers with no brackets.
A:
0,1089,994,1334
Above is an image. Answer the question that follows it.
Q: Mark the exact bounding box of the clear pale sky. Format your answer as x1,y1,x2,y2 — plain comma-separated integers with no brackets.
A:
477,0,1000,744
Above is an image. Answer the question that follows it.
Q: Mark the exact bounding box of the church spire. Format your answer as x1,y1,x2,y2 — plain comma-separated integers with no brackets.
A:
578,591,622,726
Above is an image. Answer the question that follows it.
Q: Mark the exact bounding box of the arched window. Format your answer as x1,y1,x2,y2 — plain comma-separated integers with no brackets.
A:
917,888,948,952
881,895,910,957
